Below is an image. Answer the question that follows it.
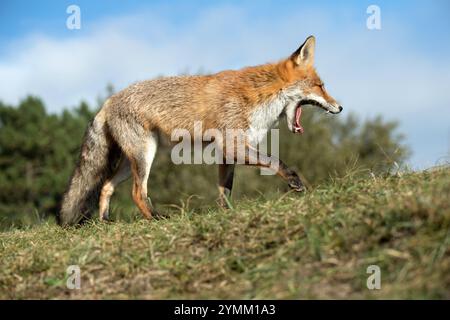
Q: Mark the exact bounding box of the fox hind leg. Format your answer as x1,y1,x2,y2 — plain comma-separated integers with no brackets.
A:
127,131,158,220
99,156,131,221
107,113,159,220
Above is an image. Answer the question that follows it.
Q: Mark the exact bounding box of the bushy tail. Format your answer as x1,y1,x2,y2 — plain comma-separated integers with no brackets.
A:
59,110,119,226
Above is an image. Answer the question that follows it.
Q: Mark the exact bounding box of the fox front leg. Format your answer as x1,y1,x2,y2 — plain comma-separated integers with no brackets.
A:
218,163,235,208
243,146,306,193
283,167,306,192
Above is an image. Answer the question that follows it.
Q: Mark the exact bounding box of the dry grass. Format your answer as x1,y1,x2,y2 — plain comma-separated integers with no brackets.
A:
0,168,449,299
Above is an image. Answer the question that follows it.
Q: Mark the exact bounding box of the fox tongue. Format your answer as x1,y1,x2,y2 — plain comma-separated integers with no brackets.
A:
294,105,304,134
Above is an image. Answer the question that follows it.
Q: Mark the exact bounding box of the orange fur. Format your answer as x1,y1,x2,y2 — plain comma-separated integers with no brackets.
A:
60,36,342,225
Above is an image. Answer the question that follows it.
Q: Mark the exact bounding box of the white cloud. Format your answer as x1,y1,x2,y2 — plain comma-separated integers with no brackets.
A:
0,5,449,168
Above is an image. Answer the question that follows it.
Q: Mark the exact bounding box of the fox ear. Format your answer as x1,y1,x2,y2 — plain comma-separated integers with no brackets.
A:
291,36,315,67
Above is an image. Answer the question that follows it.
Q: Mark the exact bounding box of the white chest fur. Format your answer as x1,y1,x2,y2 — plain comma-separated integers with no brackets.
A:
247,87,301,145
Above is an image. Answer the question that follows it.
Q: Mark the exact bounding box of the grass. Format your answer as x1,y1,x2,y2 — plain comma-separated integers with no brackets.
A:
0,167,449,299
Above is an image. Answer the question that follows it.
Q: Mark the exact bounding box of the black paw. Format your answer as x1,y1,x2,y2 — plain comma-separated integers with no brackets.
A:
288,177,306,192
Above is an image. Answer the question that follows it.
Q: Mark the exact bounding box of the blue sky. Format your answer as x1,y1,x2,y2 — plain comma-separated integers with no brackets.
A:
0,0,449,169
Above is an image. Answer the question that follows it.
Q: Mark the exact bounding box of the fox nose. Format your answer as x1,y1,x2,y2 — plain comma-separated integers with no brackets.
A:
338,106,343,112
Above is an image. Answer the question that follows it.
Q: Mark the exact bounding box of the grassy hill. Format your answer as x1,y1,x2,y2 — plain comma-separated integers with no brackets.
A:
0,167,449,299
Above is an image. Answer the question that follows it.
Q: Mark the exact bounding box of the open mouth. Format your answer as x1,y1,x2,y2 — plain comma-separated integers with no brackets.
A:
293,100,341,134
293,103,304,134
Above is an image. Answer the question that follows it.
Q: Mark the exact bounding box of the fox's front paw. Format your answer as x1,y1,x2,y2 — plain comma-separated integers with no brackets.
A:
288,176,306,192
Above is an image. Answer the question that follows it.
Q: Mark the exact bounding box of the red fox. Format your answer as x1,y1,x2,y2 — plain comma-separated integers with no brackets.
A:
59,36,342,226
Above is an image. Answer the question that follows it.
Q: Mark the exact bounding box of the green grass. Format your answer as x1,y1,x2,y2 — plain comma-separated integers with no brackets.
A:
0,168,449,299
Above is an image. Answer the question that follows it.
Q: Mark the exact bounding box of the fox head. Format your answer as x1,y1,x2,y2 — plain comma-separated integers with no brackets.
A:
281,36,342,134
